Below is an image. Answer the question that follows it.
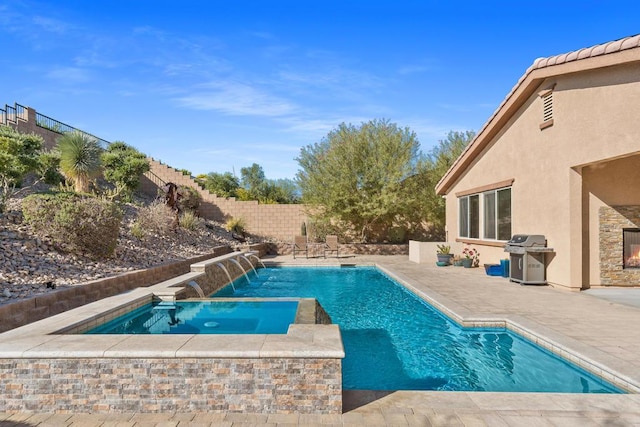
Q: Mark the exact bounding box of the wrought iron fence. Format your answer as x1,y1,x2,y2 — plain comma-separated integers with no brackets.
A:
1,102,110,147
35,111,110,147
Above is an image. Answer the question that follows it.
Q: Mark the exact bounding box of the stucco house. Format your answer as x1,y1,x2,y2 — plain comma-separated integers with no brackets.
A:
434,34,640,291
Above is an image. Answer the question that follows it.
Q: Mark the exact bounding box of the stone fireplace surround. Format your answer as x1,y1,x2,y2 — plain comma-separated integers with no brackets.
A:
599,206,640,286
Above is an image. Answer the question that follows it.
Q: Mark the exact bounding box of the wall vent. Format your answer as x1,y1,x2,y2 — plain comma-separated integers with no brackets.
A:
538,87,554,130
542,91,553,122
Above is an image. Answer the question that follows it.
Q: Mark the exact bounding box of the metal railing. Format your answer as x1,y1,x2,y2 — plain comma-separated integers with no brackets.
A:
1,103,28,125
35,111,110,147
144,169,168,189
1,102,110,147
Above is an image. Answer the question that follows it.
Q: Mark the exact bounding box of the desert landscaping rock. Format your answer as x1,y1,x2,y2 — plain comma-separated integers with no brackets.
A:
0,193,253,306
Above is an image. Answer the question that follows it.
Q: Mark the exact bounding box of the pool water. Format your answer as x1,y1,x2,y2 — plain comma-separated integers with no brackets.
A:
213,266,621,393
85,300,298,335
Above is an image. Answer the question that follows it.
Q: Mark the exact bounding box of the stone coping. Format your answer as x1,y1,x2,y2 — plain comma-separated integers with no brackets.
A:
375,263,640,394
0,252,345,361
0,291,344,359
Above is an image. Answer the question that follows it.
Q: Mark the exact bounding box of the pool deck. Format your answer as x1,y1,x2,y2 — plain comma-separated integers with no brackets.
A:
3,254,640,426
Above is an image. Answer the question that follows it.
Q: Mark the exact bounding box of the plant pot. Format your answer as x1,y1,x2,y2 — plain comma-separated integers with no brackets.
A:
437,254,452,265
461,258,473,268
453,260,463,267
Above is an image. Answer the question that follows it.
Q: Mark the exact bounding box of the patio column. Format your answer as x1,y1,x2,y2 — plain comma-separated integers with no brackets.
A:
568,167,586,290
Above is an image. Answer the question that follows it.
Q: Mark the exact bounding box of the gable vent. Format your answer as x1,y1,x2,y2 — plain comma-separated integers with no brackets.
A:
538,87,554,130
542,92,553,122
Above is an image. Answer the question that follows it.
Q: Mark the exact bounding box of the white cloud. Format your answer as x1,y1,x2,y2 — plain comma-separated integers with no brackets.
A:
177,81,297,117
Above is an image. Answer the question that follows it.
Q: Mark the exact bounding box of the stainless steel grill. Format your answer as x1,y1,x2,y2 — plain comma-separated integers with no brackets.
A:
504,235,554,285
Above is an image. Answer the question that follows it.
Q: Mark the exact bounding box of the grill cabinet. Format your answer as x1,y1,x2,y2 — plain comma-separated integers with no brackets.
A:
504,235,554,285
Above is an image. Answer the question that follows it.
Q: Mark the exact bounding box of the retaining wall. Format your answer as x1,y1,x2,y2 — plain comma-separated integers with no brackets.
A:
140,159,308,242
0,246,232,333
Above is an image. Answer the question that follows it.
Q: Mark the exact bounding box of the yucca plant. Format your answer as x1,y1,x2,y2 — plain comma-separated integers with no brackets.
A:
57,131,103,193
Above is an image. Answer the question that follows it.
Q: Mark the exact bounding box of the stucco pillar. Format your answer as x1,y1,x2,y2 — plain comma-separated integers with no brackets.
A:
568,167,585,290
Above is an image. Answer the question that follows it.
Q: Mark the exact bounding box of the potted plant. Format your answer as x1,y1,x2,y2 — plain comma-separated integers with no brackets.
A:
436,244,453,265
461,245,479,268
452,255,463,267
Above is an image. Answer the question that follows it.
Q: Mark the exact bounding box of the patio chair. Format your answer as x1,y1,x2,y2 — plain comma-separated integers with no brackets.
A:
324,235,339,258
293,235,308,259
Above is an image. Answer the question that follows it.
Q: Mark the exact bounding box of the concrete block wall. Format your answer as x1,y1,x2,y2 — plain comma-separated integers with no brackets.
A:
3,106,66,150
142,159,308,242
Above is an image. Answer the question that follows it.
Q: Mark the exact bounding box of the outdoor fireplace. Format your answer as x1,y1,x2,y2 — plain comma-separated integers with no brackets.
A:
623,228,640,269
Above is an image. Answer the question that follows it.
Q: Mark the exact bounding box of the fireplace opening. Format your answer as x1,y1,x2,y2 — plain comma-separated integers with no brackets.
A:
623,228,640,269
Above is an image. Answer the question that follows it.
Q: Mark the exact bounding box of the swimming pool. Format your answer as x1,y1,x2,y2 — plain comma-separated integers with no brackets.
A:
213,266,621,393
85,300,298,335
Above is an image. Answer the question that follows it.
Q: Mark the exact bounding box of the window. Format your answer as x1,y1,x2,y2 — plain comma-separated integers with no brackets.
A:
459,187,511,241
459,194,479,238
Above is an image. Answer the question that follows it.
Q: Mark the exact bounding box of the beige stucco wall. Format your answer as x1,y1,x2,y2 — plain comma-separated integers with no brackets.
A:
444,61,640,289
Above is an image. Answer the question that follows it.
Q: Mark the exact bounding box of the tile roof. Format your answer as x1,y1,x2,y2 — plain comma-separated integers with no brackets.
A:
435,34,640,195
531,34,640,69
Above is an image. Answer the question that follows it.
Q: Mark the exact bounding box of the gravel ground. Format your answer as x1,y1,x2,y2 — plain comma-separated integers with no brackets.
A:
0,190,255,306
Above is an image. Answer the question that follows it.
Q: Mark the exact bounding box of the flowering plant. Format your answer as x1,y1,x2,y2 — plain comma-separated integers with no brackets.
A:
462,245,480,266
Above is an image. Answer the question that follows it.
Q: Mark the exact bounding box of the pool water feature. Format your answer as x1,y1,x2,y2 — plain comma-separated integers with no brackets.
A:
213,266,622,393
85,300,298,335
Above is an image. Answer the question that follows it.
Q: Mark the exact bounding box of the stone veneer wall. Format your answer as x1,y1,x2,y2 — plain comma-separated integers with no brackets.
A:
0,358,342,414
599,206,640,286
140,159,308,242
0,247,232,333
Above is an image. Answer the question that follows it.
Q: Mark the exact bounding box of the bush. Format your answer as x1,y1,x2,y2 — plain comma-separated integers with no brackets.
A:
179,210,202,231
22,192,123,258
178,185,202,213
101,141,150,201
133,199,175,236
224,217,246,235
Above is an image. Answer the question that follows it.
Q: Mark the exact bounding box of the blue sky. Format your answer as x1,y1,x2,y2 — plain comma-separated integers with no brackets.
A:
1,1,638,180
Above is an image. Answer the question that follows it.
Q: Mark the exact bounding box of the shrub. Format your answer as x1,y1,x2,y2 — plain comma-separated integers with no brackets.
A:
179,210,202,231
224,217,246,235
133,199,175,235
178,185,202,213
130,221,145,239
22,192,122,258
56,131,103,194
101,141,150,201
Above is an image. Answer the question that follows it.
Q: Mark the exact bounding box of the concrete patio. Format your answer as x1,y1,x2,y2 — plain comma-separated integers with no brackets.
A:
2,254,640,426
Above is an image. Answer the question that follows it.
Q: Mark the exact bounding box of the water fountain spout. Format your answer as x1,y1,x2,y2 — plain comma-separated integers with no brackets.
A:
186,280,205,298
239,255,258,277
229,258,251,284
247,254,266,269
216,263,236,292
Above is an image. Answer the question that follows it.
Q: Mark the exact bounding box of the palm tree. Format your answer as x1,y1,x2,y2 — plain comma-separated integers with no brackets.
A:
57,131,102,193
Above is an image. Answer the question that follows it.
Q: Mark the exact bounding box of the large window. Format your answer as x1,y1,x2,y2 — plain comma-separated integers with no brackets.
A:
459,187,511,241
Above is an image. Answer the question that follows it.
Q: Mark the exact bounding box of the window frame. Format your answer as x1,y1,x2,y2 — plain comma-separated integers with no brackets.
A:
458,185,512,242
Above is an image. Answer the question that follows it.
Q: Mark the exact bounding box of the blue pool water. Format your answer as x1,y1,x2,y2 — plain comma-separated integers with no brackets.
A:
85,300,298,334
213,266,622,393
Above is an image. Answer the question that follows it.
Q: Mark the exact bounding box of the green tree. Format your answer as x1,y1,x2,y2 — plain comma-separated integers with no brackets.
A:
57,131,103,193
201,171,240,197
240,163,266,192
0,126,44,212
101,141,150,201
297,119,420,242
401,130,475,240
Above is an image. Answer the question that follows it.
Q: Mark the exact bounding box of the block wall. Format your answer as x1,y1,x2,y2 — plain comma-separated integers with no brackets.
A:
141,159,308,241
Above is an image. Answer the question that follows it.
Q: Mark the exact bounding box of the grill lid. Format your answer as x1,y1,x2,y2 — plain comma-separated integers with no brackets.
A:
506,234,546,247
